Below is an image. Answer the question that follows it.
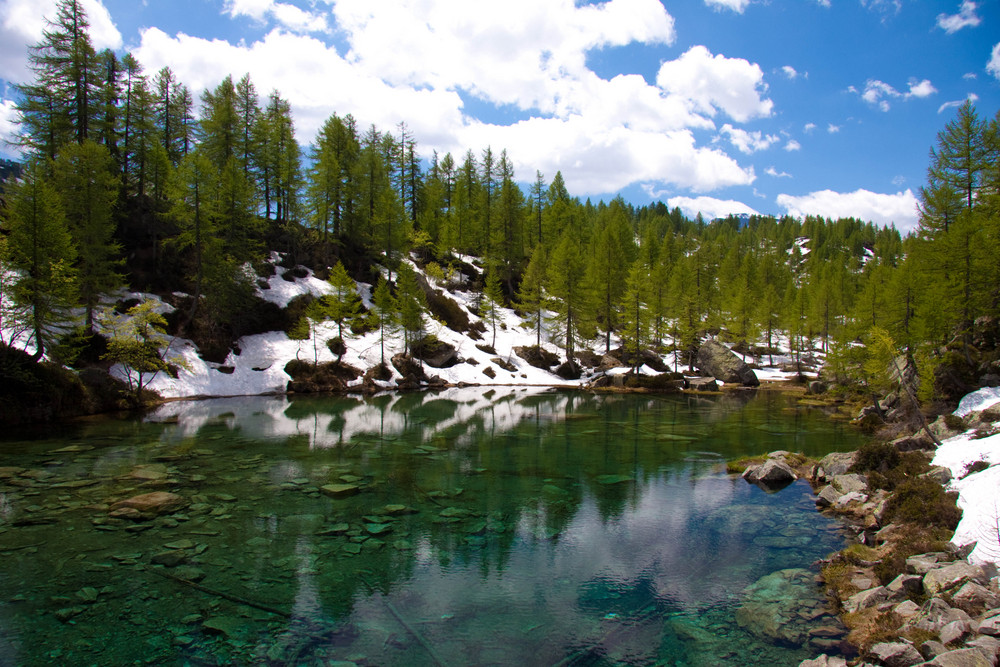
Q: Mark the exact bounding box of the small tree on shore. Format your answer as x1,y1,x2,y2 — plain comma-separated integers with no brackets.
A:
99,300,185,401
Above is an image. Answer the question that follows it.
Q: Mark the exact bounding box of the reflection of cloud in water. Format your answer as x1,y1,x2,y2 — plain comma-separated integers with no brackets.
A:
146,387,568,448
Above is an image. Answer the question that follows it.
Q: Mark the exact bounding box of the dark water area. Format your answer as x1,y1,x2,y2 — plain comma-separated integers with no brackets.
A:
0,388,865,666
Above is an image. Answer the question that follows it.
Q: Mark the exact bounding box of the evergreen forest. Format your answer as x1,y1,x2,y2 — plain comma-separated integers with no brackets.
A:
3,0,1000,413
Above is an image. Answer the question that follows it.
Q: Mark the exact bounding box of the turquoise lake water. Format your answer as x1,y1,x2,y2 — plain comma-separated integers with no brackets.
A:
0,387,864,666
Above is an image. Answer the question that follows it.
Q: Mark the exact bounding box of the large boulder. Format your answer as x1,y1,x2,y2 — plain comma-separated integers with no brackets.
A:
555,360,582,380
514,345,559,370
284,359,360,393
391,353,428,383
742,459,797,492
696,338,760,387
411,337,460,368
923,562,988,596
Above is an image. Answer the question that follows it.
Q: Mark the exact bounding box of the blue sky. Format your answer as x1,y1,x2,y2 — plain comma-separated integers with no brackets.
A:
1,0,998,231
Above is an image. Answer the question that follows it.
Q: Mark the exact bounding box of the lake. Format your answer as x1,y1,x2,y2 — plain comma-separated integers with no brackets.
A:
0,387,863,666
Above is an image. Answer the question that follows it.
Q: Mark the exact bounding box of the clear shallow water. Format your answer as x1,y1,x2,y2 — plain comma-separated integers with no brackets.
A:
0,387,863,666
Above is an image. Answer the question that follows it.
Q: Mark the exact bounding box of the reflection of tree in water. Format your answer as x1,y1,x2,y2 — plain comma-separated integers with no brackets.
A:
95,387,860,664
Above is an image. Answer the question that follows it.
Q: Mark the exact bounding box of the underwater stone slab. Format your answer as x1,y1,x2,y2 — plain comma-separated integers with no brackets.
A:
320,483,359,498
110,492,188,516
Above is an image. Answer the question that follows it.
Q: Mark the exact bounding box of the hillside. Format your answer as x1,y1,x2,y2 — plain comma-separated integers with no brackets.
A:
120,252,808,400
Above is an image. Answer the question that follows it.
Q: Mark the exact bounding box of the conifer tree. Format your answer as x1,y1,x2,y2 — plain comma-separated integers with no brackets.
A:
619,259,651,373
516,244,548,347
480,266,505,349
2,159,79,360
53,140,121,331
547,228,592,361
14,0,99,157
369,274,397,365
395,264,427,355
320,262,361,355
170,150,218,324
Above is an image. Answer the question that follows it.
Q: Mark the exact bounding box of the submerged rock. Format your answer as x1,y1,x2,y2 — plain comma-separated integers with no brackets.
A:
736,568,828,646
110,492,188,516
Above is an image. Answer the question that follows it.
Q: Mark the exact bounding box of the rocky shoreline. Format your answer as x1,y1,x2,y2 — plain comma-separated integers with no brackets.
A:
741,409,1000,667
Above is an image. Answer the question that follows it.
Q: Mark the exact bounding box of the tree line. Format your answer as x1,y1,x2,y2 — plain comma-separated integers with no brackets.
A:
2,0,1000,404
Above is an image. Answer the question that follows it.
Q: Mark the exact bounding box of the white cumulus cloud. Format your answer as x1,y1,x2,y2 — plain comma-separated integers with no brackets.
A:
777,188,919,231
719,124,779,154
704,0,752,12
857,77,937,111
936,1,981,34
656,45,773,123
131,1,761,197
667,195,758,220
0,0,121,82
784,139,801,151
988,43,1000,81
765,166,791,178
939,93,979,114
0,97,20,157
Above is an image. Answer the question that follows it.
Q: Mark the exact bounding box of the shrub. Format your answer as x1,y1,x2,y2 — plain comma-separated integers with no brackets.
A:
851,441,900,474
962,459,990,478
883,477,960,529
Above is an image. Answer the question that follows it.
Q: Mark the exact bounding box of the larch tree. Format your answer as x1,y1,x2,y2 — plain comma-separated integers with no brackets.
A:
2,159,79,360
516,243,548,347
53,140,121,331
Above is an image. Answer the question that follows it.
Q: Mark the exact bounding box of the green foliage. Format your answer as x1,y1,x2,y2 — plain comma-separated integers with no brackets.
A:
395,264,427,354
479,266,505,348
883,477,961,528
53,140,122,329
619,259,651,372
319,261,361,350
850,441,901,475
369,275,397,364
98,300,184,399
2,158,79,360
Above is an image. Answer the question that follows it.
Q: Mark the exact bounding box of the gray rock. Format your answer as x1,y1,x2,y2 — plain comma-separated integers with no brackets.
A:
923,648,993,667
685,376,719,391
904,598,971,634
868,641,923,667
843,586,889,613
695,338,760,387
887,574,924,600
817,451,858,479
923,466,954,485
907,553,953,575
922,640,949,659
798,656,848,667
743,459,798,486
891,433,935,452
939,619,971,645
965,636,1000,662
925,563,988,596
834,491,868,508
816,484,844,508
978,612,1000,637
894,600,921,618
952,582,1000,614
830,473,869,495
